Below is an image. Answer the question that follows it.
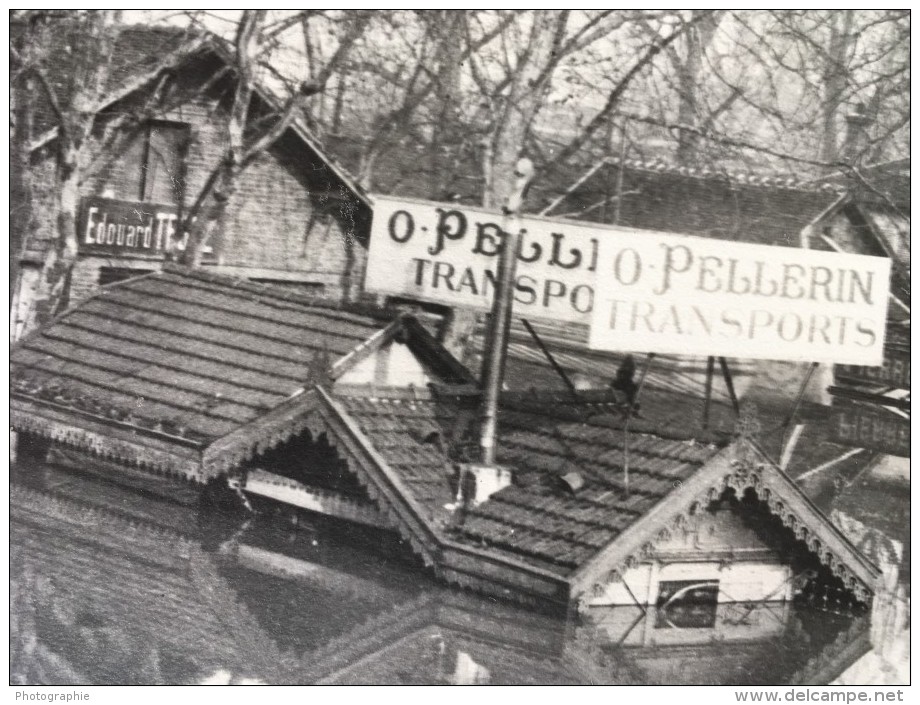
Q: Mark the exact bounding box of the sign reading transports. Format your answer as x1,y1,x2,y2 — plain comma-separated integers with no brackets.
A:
831,406,910,458
590,232,891,365
80,196,213,260
366,195,891,365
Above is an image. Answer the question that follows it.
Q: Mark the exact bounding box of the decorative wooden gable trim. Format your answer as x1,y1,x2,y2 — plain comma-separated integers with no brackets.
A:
569,439,881,610
11,394,205,482
202,390,321,476
786,615,871,686
309,386,444,567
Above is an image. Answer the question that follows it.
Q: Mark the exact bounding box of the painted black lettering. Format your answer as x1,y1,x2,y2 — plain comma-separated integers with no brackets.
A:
613,248,642,286
517,230,542,262
513,275,537,306
548,232,582,269
630,301,655,332
570,285,594,314
542,279,567,307
848,270,874,305
432,261,457,291
388,210,414,243
654,244,692,295
429,208,467,256
412,258,431,287
472,221,502,257
809,266,834,302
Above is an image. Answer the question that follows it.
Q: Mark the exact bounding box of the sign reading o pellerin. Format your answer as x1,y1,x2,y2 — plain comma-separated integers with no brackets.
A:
590,233,891,365
365,195,891,365
366,195,604,324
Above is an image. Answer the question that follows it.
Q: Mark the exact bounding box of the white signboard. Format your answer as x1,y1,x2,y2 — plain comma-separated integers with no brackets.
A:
365,195,891,365
366,195,606,324
589,232,891,365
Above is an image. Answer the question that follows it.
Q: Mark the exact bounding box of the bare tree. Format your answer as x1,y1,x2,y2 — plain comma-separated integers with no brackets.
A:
10,11,205,336
180,10,369,266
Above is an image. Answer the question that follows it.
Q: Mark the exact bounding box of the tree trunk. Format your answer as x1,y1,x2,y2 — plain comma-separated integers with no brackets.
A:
443,12,565,365
25,12,119,332
675,11,722,165
820,10,855,165
427,11,464,200
10,69,35,331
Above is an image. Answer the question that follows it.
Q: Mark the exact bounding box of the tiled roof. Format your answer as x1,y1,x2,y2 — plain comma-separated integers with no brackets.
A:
10,265,390,447
537,157,841,249
334,388,723,576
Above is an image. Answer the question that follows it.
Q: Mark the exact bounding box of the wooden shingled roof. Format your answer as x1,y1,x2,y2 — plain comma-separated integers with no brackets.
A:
310,385,880,608
10,265,465,480
333,388,723,576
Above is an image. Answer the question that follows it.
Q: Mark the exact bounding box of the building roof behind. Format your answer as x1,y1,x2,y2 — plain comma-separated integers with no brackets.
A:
10,265,390,445
538,157,841,249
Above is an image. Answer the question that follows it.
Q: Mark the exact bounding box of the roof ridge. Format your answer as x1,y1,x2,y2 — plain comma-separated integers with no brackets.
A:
605,156,843,194
159,264,395,321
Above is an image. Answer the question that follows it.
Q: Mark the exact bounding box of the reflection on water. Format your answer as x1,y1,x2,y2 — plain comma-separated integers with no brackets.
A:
10,455,876,685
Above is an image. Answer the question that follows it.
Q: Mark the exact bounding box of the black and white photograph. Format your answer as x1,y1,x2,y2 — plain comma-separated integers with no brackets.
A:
8,8,910,691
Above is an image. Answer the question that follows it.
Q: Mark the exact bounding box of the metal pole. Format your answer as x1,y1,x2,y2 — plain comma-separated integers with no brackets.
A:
480,159,535,466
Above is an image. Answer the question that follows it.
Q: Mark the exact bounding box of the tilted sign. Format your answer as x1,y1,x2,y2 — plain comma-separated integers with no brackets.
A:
830,406,910,458
366,195,603,324
589,232,891,365
80,196,213,260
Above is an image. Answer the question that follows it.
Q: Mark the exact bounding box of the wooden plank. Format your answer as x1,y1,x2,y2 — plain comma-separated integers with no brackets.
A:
830,406,910,458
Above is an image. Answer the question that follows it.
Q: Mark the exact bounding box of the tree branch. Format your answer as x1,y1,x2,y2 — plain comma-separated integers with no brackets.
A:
541,12,713,174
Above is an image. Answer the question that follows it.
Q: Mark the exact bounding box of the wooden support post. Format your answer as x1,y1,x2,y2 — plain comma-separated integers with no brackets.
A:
782,362,819,429
778,362,820,464
521,318,577,398
718,357,740,416
702,356,715,429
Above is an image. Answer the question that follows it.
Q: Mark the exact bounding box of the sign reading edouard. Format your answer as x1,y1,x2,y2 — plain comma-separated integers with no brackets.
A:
365,195,891,365
80,196,213,260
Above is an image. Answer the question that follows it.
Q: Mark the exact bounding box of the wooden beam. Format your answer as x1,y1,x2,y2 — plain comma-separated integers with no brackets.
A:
702,356,715,429
521,318,578,397
718,357,740,416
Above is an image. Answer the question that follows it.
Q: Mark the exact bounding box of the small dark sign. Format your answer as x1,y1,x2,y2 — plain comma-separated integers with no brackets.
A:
80,196,213,259
831,406,910,457
835,356,910,389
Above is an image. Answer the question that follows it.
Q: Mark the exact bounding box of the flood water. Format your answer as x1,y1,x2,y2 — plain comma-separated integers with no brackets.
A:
10,453,881,686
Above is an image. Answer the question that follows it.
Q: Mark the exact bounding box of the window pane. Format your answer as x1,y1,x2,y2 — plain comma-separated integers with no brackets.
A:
143,123,188,205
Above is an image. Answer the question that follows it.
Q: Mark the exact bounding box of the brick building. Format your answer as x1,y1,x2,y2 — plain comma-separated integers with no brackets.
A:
12,24,372,339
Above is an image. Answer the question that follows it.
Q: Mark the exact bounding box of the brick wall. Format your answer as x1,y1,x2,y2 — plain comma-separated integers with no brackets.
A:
23,80,369,307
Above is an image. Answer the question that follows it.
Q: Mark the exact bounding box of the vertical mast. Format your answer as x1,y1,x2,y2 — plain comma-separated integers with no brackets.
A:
479,158,534,465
